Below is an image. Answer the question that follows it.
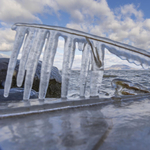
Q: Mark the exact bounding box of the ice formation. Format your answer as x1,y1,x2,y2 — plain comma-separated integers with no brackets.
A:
4,23,150,100
111,79,150,96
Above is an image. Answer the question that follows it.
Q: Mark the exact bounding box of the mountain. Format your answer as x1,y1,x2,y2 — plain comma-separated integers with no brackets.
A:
105,64,137,70
0,54,9,58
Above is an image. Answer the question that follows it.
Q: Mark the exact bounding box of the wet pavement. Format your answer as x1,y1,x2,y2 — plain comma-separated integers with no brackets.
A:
0,97,150,150
99,98,150,150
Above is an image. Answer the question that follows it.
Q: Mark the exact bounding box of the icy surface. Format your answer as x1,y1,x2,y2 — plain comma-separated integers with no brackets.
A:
1,97,150,149
4,23,150,100
111,78,150,96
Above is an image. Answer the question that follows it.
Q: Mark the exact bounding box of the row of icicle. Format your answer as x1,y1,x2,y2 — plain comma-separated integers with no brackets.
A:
4,25,150,100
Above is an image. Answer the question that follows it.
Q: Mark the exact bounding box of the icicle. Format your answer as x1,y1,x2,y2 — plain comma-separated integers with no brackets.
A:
80,43,91,97
17,28,37,87
88,40,105,97
4,26,27,97
39,30,59,99
5,23,150,100
105,45,150,68
23,29,47,100
69,39,76,69
61,35,76,99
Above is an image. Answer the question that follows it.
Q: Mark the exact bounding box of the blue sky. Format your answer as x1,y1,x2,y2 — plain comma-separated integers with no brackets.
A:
0,0,150,69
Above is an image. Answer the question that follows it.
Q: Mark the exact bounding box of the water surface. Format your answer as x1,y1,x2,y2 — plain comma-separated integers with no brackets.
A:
67,70,150,98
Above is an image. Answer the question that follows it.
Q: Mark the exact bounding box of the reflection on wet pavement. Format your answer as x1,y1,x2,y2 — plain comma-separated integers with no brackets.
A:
0,97,150,150
99,98,150,150
0,106,110,150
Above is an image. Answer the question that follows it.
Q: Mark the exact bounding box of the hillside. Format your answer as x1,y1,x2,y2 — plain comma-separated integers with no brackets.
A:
105,64,137,70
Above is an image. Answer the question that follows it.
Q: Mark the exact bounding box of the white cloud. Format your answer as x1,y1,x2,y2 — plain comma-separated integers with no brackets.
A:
0,28,15,51
59,0,150,51
57,38,65,49
144,19,150,30
0,0,44,51
120,4,143,20
72,55,82,69
53,51,63,69
0,0,41,23
0,0,148,50
0,0,150,69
